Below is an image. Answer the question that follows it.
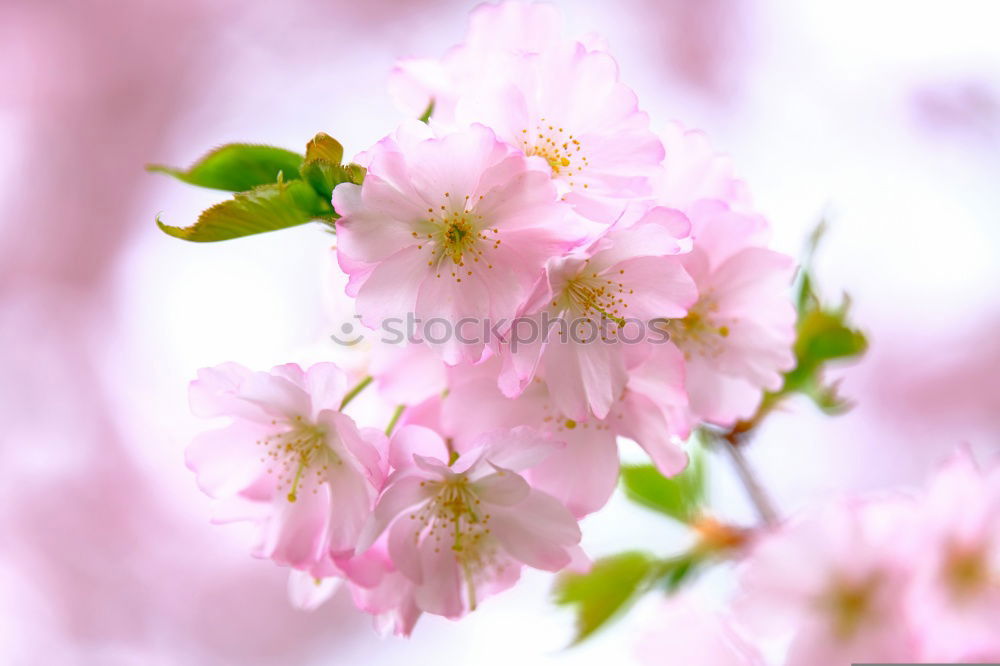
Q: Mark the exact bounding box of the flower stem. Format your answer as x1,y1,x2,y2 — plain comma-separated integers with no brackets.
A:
719,433,779,526
340,375,373,410
385,405,405,435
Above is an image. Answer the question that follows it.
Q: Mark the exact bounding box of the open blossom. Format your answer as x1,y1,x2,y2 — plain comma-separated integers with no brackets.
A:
333,121,579,364
389,2,605,124
734,500,920,666
499,204,696,420
908,448,1000,660
390,2,660,222
668,199,796,425
357,424,581,618
186,362,386,569
453,41,665,222
657,120,751,212
436,354,689,517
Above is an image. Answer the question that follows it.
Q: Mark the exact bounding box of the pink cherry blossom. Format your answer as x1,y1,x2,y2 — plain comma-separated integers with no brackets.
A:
357,424,581,618
389,2,660,222
498,204,696,420
907,447,1000,660
657,120,751,212
734,500,920,666
333,121,579,364
437,355,689,517
439,364,618,518
186,362,386,569
388,2,602,123
669,199,796,426
453,41,664,222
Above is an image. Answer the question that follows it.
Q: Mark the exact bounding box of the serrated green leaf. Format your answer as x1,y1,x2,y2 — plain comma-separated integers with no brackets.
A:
156,180,333,242
148,144,304,192
554,552,655,644
301,161,365,202
620,449,705,523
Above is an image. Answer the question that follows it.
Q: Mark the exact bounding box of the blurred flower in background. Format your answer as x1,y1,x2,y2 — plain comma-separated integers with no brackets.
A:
1,0,998,664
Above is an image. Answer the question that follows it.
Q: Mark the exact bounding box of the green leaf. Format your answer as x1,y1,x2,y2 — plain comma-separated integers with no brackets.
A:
147,144,304,192
760,219,867,414
620,448,705,523
795,299,868,365
554,552,655,644
156,179,333,242
301,161,365,202
656,551,704,592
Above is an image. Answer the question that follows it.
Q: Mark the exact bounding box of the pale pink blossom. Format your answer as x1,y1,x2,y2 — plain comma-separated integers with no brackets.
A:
333,121,579,364
734,500,920,666
390,3,660,222
357,424,581,618
186,362,386,569
453,42,664,222
908,447,1000,660
657,120,751,212
637,597,766,666
669,199,796,425
388,2,604,123
438,355,689,517
499,204,696,420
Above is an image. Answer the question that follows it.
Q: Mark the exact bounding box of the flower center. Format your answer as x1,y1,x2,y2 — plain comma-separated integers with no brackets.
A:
668,295,731,360
413,195,502,282
411,476,506,609
555,264,632,329
943,543,991,601
820,574,881,640
520,119,589,186
257,416,338,502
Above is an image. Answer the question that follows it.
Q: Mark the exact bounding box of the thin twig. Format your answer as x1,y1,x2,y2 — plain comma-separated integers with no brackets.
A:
718,433,779,526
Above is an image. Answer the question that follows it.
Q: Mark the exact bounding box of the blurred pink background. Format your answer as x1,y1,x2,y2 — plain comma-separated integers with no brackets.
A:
2,1,998,663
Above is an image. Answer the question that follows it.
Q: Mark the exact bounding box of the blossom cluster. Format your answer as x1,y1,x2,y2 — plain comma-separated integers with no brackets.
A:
184,2,796,636
640,448,1000,665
